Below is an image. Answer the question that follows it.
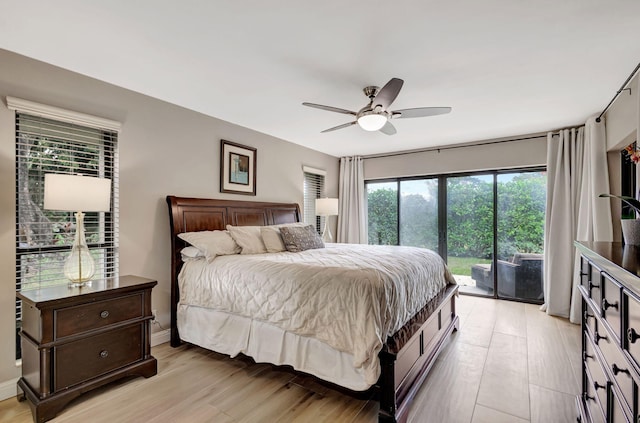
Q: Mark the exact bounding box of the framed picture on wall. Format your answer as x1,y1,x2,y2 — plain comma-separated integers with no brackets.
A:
220,140,257,195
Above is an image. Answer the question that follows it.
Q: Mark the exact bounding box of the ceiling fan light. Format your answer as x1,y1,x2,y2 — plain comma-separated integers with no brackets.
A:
357,113,387,131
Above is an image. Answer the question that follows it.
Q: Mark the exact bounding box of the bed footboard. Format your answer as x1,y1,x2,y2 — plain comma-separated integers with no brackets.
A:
378,284,459,423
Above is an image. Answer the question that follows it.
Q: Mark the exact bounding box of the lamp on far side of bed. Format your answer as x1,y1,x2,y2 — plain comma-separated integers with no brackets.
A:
315,197,338,243
44,174,111,287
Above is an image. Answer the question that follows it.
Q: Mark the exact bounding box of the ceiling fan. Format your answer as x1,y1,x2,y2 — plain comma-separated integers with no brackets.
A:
302,78,451,135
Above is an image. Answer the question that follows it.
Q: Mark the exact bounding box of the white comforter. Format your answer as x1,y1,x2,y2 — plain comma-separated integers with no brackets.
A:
178,243,455,385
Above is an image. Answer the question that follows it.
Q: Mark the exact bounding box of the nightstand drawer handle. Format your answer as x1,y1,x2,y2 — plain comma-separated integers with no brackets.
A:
100,350,109,358
100,310,110,319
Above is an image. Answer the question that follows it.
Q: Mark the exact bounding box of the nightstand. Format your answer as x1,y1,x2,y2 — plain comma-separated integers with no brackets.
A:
17,275,158,423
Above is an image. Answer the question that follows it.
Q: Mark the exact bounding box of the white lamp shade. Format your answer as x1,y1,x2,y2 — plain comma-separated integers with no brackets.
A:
44,174,111,212
315,198,339,216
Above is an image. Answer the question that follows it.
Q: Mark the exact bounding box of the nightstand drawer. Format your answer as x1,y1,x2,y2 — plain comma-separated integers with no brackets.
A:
55,293,144,338
54,323,143,390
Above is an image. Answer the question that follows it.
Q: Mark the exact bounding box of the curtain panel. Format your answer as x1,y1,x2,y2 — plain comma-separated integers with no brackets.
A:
337,156,367,243
543,118,612,322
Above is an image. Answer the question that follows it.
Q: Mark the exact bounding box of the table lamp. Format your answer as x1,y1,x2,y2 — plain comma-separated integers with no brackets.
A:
315,198,338,243
44,174,111,286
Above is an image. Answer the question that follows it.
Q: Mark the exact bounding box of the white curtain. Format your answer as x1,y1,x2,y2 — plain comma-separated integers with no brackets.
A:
337,156,367,243
543,118,612,322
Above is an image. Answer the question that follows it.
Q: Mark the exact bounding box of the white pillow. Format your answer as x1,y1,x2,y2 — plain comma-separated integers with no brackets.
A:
261,223,312,253
226,225,267,254
261,226,286,253
178,230,241,260
180,246,204,260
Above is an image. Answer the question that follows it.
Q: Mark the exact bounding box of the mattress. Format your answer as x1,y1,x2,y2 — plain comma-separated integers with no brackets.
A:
178,243,455,387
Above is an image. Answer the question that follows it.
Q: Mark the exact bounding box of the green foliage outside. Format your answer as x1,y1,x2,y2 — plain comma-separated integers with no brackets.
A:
367,188,398,245
367,173,546,261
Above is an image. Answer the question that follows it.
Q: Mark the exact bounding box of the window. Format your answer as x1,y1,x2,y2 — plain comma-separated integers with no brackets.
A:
303,167,326,234
12,98,120,359
366,168,546,303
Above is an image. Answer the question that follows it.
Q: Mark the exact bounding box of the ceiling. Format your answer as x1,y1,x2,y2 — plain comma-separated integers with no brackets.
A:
1,1,639,157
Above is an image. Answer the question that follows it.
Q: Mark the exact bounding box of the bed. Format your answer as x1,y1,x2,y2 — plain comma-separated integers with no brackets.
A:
167,196,459,423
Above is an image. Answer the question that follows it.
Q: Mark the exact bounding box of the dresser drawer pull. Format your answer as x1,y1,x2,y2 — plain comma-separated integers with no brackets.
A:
589,281,600,291
593,381,606,391
583,351,594,361
612,363,630,376
100,350,109,359
602,299,619,311
628,328,640,344
582,392,595,402
583,311,593,322
594,331,607,345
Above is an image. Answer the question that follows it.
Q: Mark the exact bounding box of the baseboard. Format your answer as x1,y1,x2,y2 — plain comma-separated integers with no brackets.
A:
0,377,19,401
151,329,170,347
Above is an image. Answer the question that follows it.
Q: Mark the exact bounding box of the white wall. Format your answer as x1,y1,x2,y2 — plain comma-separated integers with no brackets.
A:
605,73,638,151
0,49,338,388
364,135,547,180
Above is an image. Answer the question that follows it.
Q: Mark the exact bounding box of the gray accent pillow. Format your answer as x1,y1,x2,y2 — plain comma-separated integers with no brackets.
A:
280,225,325,252
261,222,313,253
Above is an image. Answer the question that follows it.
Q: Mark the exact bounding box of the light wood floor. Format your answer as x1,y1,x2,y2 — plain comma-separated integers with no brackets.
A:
0,295,581,423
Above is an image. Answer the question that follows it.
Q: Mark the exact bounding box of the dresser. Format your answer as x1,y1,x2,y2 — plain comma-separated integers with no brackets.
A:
576,242,640,423
17,275,158,423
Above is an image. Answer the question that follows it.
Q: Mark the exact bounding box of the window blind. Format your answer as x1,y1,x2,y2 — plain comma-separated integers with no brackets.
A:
303,170,325,234
15,112,119,297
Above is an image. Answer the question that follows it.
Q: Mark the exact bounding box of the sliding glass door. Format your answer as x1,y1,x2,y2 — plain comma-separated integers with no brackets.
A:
400,179,439,251
496,172,545,301
366,168,546,303
447,174,494,295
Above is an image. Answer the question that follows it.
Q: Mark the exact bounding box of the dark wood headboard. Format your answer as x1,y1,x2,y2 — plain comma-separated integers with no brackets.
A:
166,196,301,346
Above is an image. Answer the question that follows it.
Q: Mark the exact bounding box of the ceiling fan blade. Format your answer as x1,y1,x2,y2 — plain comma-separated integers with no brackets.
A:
379,121,397,135
392,107,452,119
373,78,404,109
302,102,356,115
321,121,357,133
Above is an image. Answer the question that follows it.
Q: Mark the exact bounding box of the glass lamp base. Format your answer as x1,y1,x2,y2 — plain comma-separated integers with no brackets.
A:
321,221,333,243
68,280,93,288
64,212,96,286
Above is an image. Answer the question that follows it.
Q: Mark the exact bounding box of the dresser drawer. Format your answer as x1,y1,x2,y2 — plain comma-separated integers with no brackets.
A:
589,265,603,313
599,332,634,417
54,323,143,391
580,257,590,290
626,292,640,371
611,385,631,423
601,273,622,342
55,293,144,339
584,371,606,423
584,335,608,409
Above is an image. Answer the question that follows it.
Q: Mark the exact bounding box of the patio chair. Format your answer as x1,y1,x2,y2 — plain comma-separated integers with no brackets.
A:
471,253,543,301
